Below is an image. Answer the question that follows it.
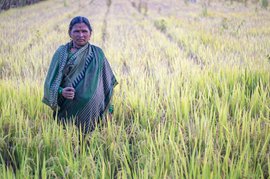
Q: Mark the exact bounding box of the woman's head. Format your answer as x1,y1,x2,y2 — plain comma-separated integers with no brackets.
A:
69,16,92,34
69,16,92,48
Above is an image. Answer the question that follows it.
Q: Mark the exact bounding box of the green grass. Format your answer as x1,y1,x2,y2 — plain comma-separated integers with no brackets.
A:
0,0,269,178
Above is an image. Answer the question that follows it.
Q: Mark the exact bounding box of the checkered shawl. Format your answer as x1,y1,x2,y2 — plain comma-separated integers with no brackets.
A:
43,42,117,133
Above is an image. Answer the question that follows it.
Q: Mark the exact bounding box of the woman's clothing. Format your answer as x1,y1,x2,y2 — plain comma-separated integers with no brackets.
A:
43,42,117,133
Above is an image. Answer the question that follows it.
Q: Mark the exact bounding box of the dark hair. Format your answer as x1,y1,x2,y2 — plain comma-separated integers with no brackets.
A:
68,16,92,35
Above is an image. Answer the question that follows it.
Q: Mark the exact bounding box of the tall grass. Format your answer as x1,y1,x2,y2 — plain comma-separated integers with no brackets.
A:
0,0,269,178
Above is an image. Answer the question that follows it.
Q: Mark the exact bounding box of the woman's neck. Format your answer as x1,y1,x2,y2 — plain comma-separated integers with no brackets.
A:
72,42,81,49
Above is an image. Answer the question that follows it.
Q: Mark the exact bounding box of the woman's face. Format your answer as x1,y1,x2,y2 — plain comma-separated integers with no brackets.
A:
70,23,91,48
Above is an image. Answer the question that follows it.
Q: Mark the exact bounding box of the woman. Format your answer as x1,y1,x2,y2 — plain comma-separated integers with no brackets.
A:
42,16,117,134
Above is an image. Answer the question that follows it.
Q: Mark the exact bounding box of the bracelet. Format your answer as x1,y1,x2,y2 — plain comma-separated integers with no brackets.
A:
58,87,63,95
108,104,114,114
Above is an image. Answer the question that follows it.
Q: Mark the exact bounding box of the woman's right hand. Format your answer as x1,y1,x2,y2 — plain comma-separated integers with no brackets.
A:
62,87,75,100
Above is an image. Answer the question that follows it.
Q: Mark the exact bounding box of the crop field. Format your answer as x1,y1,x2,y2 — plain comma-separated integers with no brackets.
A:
0,0,270,178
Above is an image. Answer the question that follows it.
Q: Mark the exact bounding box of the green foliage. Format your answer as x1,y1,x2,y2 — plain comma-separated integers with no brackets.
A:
261,0,268,9
63,0,68,7
154,19,167,32
201,3,208,17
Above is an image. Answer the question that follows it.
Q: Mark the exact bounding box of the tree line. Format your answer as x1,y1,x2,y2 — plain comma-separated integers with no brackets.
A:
0,0,46,11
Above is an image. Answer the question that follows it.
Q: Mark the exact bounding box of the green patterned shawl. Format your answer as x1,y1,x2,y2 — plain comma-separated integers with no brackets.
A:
43,42,117,133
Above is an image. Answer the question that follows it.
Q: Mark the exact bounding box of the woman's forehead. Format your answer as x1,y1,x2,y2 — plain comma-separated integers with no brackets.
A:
72,23,89,30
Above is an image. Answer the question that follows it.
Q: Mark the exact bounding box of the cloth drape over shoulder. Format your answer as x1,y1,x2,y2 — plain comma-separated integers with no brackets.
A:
42,42,117,133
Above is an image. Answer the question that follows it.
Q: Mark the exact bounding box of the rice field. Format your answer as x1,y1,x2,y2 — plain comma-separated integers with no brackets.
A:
0,0,269,178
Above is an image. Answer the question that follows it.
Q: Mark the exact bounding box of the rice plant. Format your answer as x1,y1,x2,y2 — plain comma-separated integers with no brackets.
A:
0,0,269,178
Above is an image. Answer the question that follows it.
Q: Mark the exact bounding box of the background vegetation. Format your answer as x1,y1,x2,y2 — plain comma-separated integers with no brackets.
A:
0,0,47,10
0,0,269,178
